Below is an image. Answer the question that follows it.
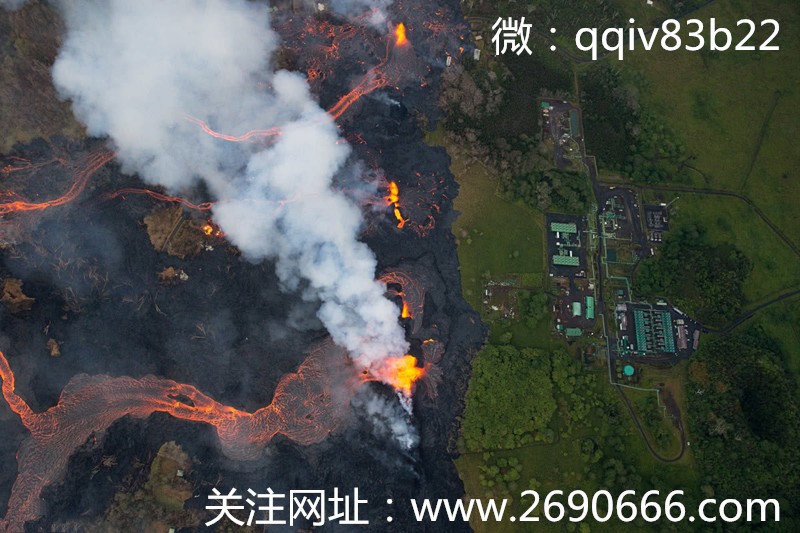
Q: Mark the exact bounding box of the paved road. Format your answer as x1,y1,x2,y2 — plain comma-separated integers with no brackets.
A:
600,180,800,260
616,386,687,463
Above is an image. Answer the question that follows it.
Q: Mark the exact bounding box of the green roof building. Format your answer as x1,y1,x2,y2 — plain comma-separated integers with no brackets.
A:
551,222,577,234
565,328,582,338
572,302,582,317
569,109,581,137
552,255,579,267
585,296,595,320
632,308,676,354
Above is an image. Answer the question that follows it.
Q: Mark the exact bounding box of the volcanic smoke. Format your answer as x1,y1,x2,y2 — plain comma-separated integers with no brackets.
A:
0,0,441,529
51,0,409,365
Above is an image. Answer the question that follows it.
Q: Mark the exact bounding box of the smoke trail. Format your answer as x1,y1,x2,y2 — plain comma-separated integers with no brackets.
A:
353,389,418,450
0,0,26,10
328,0,394,27
51,0,408,363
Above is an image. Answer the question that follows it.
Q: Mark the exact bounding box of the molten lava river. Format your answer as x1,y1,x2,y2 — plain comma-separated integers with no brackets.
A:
0,0,481,530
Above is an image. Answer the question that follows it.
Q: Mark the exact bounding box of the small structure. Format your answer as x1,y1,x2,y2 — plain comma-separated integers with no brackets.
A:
565,327,582,338
553,254,580,267
632,308,676,354
585,296,595,320
551,222,577,234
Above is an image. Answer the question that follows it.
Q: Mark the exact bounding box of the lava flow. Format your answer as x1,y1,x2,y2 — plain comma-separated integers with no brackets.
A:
0,151,114,216
104,187,213,211
189,22,411,142
385,181,409,229
2,156,61,176
0,340,366,532
183,114,281,143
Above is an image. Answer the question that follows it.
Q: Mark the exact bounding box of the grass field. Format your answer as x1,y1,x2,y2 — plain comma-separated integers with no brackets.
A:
580,0,800,320
660,192,800,304
753,297,800,388
426,128,546,311
621,0,800,247
456,362,700,533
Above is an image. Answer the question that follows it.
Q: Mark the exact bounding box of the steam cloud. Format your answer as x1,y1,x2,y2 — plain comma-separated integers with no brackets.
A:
328,0,394,28
51,0,408,363
353,390,418,450
0,0,26,10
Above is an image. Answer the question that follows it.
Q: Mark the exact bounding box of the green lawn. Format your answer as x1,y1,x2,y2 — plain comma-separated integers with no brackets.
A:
621,0,800,246
753,296,800,389
623,0,799,186
664,192,800,304
426,128,546,311
456,363,700,533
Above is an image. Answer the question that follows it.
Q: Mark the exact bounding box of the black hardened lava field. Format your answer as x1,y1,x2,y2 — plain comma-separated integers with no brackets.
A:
0,1,484,531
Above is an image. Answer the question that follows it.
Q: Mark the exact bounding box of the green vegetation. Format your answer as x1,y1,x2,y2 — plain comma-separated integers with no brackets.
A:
426,128,545,310
658,192,800,304
462,344,556,451
475,52,574,141
755,297,800,384
100,442,200,530
457,343,701,532
622,0,800,245
634,224,751,327
688,330,800,526
516,290,550,327
630,390,680,456
499,166,593,214
447,2,800,530
0,2,84,151
580,64,690,182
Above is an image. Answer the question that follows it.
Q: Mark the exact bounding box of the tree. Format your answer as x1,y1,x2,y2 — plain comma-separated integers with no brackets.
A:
462,344,557,451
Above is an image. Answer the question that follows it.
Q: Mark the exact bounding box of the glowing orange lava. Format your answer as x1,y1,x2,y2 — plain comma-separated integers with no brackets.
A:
104,187,213,211
0,341,360,531
395,23,408,47
184,114,281,143
385,181,400,205
393,207,408,228
376,355,425,396
385,181,407,229
189,20,411,142
202,224,214,236
0,151,114,216
401,300,411,319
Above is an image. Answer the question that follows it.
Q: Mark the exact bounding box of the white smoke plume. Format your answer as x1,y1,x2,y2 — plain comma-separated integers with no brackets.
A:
353,390,418,450
51,0,408,363
0,0,26,11
328,0,394,28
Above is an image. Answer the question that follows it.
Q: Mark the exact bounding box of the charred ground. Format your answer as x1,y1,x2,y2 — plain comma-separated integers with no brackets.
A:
0,0,484,531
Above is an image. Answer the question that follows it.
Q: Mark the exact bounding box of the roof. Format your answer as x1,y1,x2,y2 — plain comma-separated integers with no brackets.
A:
585,296,595,319
632,308,676,354
551,222,577,234
565,328,582,337
572,302,582,316
553,255,579,266
569,109,581,136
